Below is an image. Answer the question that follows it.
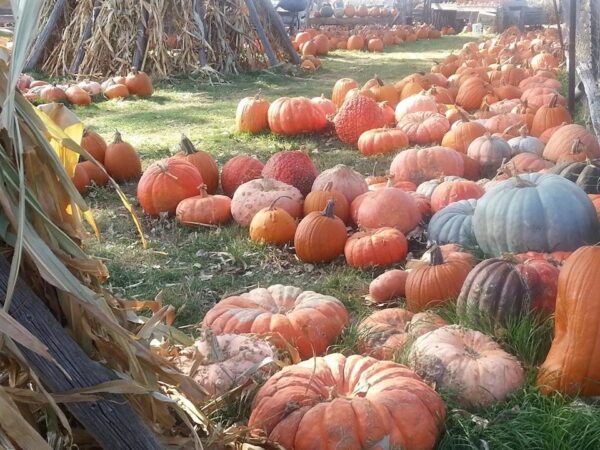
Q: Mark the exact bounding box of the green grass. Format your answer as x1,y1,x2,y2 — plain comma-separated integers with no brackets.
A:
67,35,600,448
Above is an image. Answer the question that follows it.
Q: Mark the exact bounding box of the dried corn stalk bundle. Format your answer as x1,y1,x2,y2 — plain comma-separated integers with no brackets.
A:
34,0,296,79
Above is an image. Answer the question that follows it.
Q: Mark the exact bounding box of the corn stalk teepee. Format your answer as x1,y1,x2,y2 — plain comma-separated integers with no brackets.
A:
0,1,279,448
25,0,300,79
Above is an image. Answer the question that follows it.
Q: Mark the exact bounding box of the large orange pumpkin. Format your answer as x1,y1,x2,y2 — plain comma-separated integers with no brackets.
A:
137,158,204,216
351,187,421,233
530,94,572,137
332,78,358,108
441,119,487,153
103,131,142,182
537,247,600,396
203,285,348,359
344,227,408,268
248,353,446,449
390,146,464,185
397,111,450,145
543,124,600,162
334,94,386,145
235,92,270,133
357,127,408,156
175,135,219,194
175,187,232,226
268,97,327,135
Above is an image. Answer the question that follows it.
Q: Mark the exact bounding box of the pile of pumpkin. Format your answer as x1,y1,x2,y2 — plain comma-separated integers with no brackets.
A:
314,3,398,19
295,23,449,68
18,69,154,106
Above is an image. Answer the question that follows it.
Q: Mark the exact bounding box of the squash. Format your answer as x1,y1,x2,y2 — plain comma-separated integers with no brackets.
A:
367,269,409,304
344,227,408,268
428,199,477,248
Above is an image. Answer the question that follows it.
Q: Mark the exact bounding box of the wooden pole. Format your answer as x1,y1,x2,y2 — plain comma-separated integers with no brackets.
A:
132,6,150,70
245,0,279,67
194,0,208,66
0,258,164,450
552,0,565,61
257,0,301,65
24,0,68,71
568,0,576,113
69,2,100,75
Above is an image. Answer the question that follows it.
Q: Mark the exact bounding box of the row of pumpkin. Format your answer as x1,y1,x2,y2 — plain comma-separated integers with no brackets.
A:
18,69,154,105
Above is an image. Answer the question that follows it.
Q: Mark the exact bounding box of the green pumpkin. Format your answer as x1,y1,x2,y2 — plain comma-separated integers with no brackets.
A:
550,158,600,194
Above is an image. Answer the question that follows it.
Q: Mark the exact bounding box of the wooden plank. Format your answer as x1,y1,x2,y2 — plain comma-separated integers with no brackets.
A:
194,0,208,66
69,1,100,75
246,0,278,67
257,0,301,65
0,257,164,450
24,0,68,71
578,65,600,138
132,6,150,70
568,0,576,112
306,16,393,26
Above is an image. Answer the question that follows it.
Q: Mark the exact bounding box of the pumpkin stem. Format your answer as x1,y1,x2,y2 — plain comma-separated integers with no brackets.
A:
322,199,337,218
519,125,529,137
255,89,262,99
201,329,224,364
428,244,444,266
112,129,123,144
130,67,138,75
199,184,209,197
323,181,333,192
157,161,179,180
179,134,197,155
549,94,559,108
513,174,535,188
570,138,585,155
269,195,292,210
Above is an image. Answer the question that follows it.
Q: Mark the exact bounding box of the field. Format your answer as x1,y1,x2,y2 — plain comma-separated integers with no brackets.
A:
74,36,600,448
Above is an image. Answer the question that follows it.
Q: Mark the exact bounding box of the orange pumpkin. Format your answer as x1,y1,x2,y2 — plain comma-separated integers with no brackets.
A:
235,92,270,133
125,68,153,96
103,131,142,182
175,186,232,226
304,182,349,223
268,97,327,135
441,118,487,153
357,128,408,156
71,163,90,194
351,187,421,233
430,179,485,212
249,198,298,245
332,78,358,108
530,94,573,137
344,227,408,268
397,111,450,145
367,269,409,304
80,128,107,163
175,135,219,194
65,85,92,106
78,161,109,187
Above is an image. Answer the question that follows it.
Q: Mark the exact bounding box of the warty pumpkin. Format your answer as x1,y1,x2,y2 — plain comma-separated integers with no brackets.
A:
203,285,348,359
175,186,231,226
334,94,386,144
175,135,219,194
249,197,297,245
409,325,525,407
358,308,446,360
220,155,264,197
405,244,472,312
344,227,408,268
137,158,203,216
537,247,600,396
103,130,142,181
248,353,446,450
235,92,270,133
294,200,347,263
231,178,303,227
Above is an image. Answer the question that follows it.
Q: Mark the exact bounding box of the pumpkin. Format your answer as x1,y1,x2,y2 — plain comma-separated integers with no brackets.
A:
268,97,327,135
530,51,559,71
203,285,348,359
351,187,421,233
173,332,277,400
519,75,561,91
344,227,408,268
312,34,330,55
175,186,231,226
543,124,600,162
441,118,487,153
430,179,484,212
78,161,109,187
367,269,409,304
262,150,318,196
310,94,336,117
125,68,153,96
405,244,472,312
65,85,91,106
71,163,90,195
303,182,349,223
456,77,491,110
249,353,445,449
409,325,525,407
231,178,303,227
395,94,437,121
590,194,600,221
485,113,524,135
368,77,399,107
425,85,454,104
397,111,450,145
492,82,522,101
473,173,600,256
175,135,219,194
428,199,477,248
400,81,426,99
137,158,203,216
103,131,142,181
334,94,386,145
104,83,130,99
508,127,545,156
77,80,101,96
312,164,368,203
346,34,365,50
357,127,408,156
221,155,264,197
390,146,464,185
235,93,270,133
39,84,67,103
358,309,446,360
457,257,560,327
294,200,347,263
521,87,565,111
249,198,297,245
505,152,553,174
537,247,600,396
550,158,600,194
530,94,572,137
80,128,107,163
467,134,512,178
367,38,384,52
344,5,355,17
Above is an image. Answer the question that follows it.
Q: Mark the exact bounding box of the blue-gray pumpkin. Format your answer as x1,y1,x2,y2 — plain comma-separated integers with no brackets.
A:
428,199,477,248
473,173,600,256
